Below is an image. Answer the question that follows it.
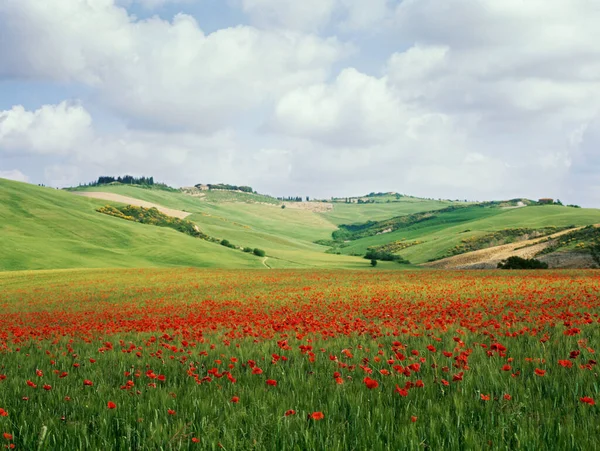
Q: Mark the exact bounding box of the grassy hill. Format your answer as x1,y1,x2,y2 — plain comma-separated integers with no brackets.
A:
0,179,265,271
3,178,600,271
328,204,600,264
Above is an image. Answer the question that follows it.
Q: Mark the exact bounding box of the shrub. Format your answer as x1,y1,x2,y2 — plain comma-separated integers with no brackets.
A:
243,247,253,253
364,249,410,264
370,259,377,267
253,248,266,257
497,256,548,269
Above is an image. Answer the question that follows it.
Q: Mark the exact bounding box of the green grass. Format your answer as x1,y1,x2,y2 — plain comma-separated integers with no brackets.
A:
0,179,263,271
334,205,600,263
321,199,459,225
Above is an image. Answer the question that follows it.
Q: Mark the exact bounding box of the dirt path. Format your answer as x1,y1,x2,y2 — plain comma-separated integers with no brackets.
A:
262,257,271,269
423,225,596,269
73,192,191,219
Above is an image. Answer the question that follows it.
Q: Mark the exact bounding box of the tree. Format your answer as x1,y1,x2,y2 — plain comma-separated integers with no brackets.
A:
253,248,266,257
370,259,377,267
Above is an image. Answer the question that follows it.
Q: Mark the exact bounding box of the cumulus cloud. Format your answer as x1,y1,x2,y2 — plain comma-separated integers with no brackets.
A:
0,169,29,183
0,102,93,155
0,1,348,132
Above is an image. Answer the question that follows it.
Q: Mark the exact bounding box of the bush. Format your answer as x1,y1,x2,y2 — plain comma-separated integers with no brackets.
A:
220,239,236,249
243,247,253,253
370,259,377,267
253,248,266,257
497,256,548,269
364,249,410,264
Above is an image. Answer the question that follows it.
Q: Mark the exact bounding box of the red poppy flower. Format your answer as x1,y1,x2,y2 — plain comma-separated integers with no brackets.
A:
83,379,93,386
502,364,512,371
580,397,595,405
266,379,277,386
285,410,296,416
310,412,324,420
43,384,52,391
252,367,263,375
192,437,200,443
395,386,409,397
26,380,37,388
480,394,490,401
231,396,239,403
107,401,117,409
363,377,379,389
0,409,7,417
534,368,546,377
504,394,512,400
3,433,12,440
558,360,573,368
411,416,418,423
168,409,176,415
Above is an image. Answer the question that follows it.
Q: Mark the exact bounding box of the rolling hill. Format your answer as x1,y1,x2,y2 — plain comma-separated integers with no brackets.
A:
2,177,600,271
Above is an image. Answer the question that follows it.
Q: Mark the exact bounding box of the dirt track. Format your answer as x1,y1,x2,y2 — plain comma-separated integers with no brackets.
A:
423,226,597,269
73,192,191,219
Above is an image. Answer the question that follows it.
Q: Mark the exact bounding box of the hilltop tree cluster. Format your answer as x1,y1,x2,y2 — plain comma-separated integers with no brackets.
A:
277,196,306,202
94,176,155,186
196,183,254,193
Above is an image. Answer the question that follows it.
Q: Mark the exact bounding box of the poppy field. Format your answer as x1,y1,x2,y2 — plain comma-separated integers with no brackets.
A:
0,268,599,450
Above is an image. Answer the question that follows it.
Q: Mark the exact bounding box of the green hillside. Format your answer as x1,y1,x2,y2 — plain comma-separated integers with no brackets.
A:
3,178,600,271
329,204,600,264
0,179,264,271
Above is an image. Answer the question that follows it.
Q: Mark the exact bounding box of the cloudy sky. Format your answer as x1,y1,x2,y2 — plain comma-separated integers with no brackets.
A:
1,0,599,205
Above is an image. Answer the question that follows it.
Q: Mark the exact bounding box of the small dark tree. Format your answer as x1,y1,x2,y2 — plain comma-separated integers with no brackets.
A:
253,248,266,257
370,259,377,267
497,256,548,269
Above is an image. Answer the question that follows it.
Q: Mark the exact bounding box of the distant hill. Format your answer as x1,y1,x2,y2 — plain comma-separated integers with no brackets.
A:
2,177,600,271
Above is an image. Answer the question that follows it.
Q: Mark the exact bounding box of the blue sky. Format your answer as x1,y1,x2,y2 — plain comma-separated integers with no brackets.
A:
1,0,599,206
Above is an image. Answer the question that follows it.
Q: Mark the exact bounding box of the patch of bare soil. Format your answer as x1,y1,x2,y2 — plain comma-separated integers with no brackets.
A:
283,202,333,213
422,226,593,269
73,192,191,219
537,252,598,269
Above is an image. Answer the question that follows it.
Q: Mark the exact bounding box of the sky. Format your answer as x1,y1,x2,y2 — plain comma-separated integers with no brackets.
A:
0,0,599,205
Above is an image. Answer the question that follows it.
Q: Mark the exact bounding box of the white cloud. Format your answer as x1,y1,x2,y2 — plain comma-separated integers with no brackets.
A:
0,102,93,155
0,1,348,133
269,68,405,146
0,169,29,183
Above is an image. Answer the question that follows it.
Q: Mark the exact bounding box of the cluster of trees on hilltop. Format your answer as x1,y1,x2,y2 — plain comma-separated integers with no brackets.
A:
77,175,177,191
95,175,155,186
196,183,254,193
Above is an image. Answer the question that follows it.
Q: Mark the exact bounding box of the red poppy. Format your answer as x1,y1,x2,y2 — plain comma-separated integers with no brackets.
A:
168,409,176,415
558,360,573,368
0,409,6,417
3,433,12,440
192,438,200,443
395,385,409,397
252,367,263,375
480,394,490,401
83,379,93,386
43,384,52,391
502,364,512,371
231,396,239,403
534,368,546,377
580,397,595,405
504,394,512,400
363,377,379,389
107,401,117,409
411,416,418,423
266,379,277,386
310,412,324,420
26,380,37,388
285,410,296,416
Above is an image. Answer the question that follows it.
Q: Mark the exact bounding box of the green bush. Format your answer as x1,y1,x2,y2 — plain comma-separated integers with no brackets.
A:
243,247,253,253
253,248,266,257
364,249,410,264
497,256,548,269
